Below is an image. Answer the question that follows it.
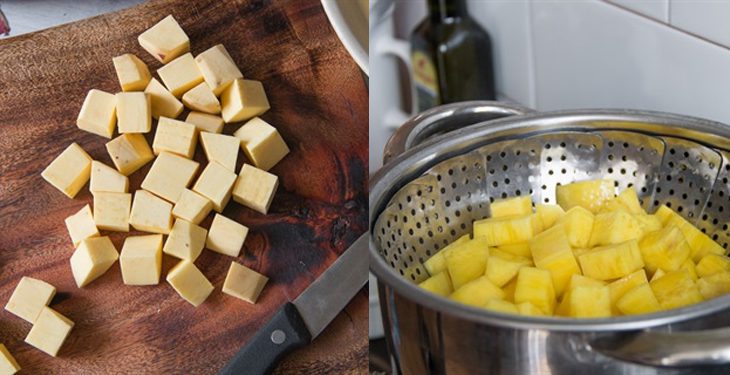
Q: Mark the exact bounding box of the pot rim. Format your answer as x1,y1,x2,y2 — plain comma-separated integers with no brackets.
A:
369,107,730,332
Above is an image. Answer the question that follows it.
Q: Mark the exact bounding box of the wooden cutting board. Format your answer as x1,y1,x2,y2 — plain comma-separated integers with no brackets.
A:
0,0,369,373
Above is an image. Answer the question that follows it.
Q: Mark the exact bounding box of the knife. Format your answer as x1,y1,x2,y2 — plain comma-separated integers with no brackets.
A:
219,233,368,375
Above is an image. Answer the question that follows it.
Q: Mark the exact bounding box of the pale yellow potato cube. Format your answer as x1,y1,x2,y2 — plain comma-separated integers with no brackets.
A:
116,92,151,133
166,260,214,307
64,204,99,246
105,133,154,175
163,219,207,261
222,262,268,304
4,277,56,323
112,53,151,92
185,112,224,134
152,117,197,158
233,164,278,214
137,15,189,64
158,53,203,97
145,78,184,119
120,234,163,285
207,214,248,257
93,192,131,232
0,343,20,374
70,236,119,287
41,143,92,198
76,89,116,138
221,79,270,123
24,307,74,357
172,189,213,225
141,152,199,203
129,190,173,234
193,161,236,212
182,82,220,114
90,160,129,193
200,132,239,172
195,44,244,95
233,117,289,171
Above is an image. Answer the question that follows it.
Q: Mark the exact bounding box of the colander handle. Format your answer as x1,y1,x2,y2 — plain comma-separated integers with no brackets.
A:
382,101,534,164
589,326,730,366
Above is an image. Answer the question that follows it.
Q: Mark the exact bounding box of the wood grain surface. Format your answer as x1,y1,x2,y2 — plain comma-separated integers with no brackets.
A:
0,0,369,373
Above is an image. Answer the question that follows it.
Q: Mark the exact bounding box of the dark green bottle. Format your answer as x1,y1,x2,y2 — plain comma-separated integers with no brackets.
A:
410,0,496,112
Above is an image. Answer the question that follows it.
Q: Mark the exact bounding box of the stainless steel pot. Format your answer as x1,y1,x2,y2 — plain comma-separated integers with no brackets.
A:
369,101,730,374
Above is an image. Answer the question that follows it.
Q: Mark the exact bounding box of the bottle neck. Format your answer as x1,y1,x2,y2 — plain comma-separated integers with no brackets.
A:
427,0,469,22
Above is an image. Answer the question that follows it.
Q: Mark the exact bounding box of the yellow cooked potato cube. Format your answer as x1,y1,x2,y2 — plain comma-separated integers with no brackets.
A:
601,187,644,214
484,299,519,314
418,271,453,296
496,242,531,258
681,258,699,281
42,143,92,198
90,161,129,193
655,205,724,262
423,234,470,275
514,267,555,315
120,234,163,286
556,274,605,316
4,277,56,323
172,189,213,225
70,236,119,287
105,134,155,175
569,285,611,318
635,213,662,233
233,117,289,171
24,307,74,357
145,78,184,119
158,53,203,97
650,268,666,282
221,79,270,123
186,112,224,134
589,210,644,247
222,262,269,304
445,237,489,289
137,15,189,64
558,206,593,248
93,192,131,232
556,179,615,213
485,252,530,287
639,226,691,273
650,269,703,309
116,92,151,133
616,283,661,315
696,254,730,278
200,132,239,172
535,249,581,297
112,53,151,92
163,219,207,261
578,240,644,280
141,152,199,203
152,117,197,158
607,269,648,313
193,162,237,212
166,260,214,307
0,343,20,374
474,214,535,246
529,224,570,263
232,164,278,214
129,190,173,234
76,89,116,138
502,278,518,302
490,196,532,218
182,82,220,114
517,302,547,317
207,214,248,257
535,203,565,229
697,271,730,299
449,276,504,307
195,44,244,95
64,204,99,246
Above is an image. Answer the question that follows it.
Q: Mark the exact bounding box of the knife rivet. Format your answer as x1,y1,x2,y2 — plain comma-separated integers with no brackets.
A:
271,330,286,344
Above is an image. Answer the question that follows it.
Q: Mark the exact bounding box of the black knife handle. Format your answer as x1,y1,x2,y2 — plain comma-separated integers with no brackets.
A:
219,302,311,375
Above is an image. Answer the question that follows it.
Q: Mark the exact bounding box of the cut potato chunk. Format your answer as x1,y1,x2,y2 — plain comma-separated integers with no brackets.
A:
232,164,279,214
186,112,224,134
200,132,239,172
655,205,725,262
76,89,116,138
484,299,519,314
64,204,99,246
152,117,198,158
24,307,74,357
423,234,470,275
418,271,453,296
474,214,535,247
138,15,189,64
578,240,644,280
41,143,92,198
650,269,703,309
120,234,163,286
163,219,207,261
535,249,580,298
529,224,570,263
556,179,615,213
558,206,593,248
145,78,184,119
616,283,661,315
193,161,237,212
112,53,151,92
129,190,173,234
105,134,154,175
0,343,20,374
93,192,131,232
222,262,269,304
497,242,531,258
589,210,643,247
486,252,530,287
233,117,290,171
556,274,606,316
172,189,213,225
5,277,56,323
445,237,489,289
601,187,643,214
535,203,565,229
207,214,248,257
195,44,244,95
607,269,648,313
514,267,555,315
450,276,504,307
696,254,730,278
70,236,119,287
697,271,730,299
517,302,547,317
158,53,203,97
166,260,214,307
141,151,199,203
569,285,611,318
490,196,532,218
182,82,221,114
90,161,129,193
116,92,151,133
639,226,691,273
221,79,270,123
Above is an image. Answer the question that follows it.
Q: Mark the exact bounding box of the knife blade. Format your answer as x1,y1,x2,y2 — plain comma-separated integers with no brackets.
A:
219,233,368,375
